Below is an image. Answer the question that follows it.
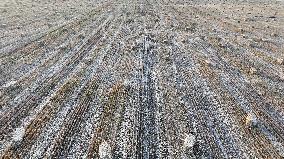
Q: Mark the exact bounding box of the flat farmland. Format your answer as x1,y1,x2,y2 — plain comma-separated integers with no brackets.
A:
1,0,284,158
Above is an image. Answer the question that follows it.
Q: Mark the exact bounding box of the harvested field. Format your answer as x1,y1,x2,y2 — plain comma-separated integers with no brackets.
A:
1,0,284,158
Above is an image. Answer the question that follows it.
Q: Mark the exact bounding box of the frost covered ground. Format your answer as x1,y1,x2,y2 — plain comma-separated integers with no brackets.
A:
0,0,284,158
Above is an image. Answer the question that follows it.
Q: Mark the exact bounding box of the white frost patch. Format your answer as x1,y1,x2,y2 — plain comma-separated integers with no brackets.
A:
123,79,131,86
272,141,284,157
99,141,112,159
184,133,196,148
12,127,25,142
2,80,17,88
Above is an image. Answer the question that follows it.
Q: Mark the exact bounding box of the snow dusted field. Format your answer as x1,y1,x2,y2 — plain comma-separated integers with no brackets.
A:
1,0,284,158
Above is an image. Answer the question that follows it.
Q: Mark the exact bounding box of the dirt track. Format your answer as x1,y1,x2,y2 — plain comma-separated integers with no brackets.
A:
1,0,284,158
